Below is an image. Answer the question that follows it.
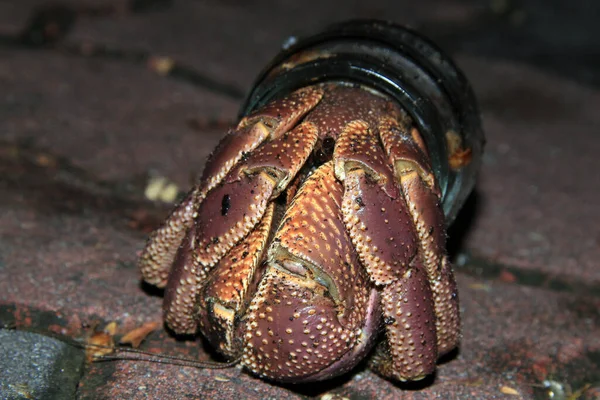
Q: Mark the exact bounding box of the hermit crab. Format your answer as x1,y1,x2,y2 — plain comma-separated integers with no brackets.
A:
138,20,484,383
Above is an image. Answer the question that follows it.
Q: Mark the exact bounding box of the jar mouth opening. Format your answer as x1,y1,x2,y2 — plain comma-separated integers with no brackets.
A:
241,20,484,224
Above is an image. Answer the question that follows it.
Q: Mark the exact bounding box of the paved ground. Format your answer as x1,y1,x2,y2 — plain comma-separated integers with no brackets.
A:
0,0,599,399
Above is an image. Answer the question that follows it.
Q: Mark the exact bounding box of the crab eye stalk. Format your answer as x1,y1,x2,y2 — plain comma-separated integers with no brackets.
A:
242,19,485,224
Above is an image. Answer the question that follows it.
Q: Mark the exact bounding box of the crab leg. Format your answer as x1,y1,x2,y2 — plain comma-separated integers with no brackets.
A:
396,170,460,355
334,119,439,380
334,120,418,285
379,116,460,355
195,203,275,356
369,260,438,381
138,187,200,288
161,220,204,333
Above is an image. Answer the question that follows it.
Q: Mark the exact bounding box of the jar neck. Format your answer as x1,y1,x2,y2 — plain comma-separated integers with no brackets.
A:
240,20,484,224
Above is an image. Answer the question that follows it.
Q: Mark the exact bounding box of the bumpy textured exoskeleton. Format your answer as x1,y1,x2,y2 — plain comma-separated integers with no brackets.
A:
138,83,460,383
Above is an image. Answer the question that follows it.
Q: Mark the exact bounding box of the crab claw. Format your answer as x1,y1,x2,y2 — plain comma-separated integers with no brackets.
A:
243,162,381,382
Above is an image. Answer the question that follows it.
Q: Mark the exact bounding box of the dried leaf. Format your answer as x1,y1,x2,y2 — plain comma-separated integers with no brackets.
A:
449,147,473,169
9,383,34,399
568,383,591,400
144,176,167,201
159,182,179,203
104,321,118,336
86,332,114,362
35,153,57,168
446,130,473,169
462,377,484,387
144,176,179,203
319,394,350,400
500,385,520,395
499,270,517,283
119,321,160,348
468,283,492,292
85,322,118,362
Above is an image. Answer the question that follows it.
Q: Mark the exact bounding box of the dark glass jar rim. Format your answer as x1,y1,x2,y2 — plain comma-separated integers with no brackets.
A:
240,20,484,224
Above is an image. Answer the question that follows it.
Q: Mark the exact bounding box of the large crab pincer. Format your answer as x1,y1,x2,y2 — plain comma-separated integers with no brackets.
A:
138,20,484,383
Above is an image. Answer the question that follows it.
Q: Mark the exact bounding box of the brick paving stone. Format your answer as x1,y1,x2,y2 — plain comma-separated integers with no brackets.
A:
0,0,599,399
70,276,600,400
0,48,236,188
458,57,600,284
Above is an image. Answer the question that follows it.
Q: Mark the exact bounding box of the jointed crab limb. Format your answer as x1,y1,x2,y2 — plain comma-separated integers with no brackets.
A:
334,117,440,380
240,86,324,138
399,170,460,354
268,161,368,326
200,87,325,200
335,120,418,285
162,222,204,333
378,113,460,355
376,261,438,381
197,122,271,201
196,203,275,357
137,120,268,289
192,171,276,268
430,257,460,355
379,116,439,196
139,187,199,287
340,168,418,285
